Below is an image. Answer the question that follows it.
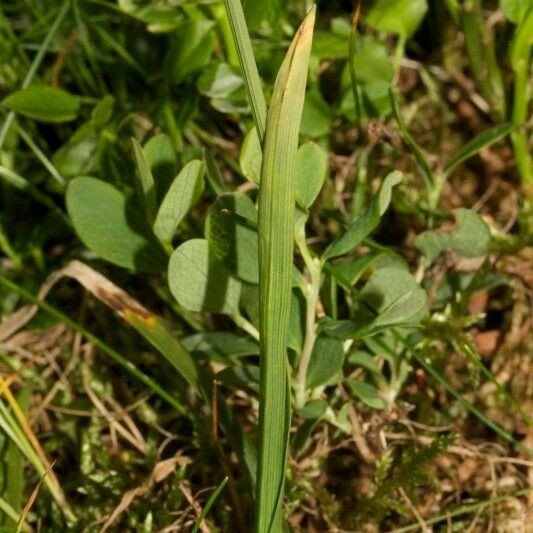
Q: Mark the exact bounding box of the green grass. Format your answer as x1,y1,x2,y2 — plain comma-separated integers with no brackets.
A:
0,0,531,530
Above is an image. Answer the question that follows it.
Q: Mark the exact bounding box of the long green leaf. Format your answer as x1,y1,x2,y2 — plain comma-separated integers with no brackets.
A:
224,0,267,140
443,122,514,178
323,171,402,260
255,7,316,532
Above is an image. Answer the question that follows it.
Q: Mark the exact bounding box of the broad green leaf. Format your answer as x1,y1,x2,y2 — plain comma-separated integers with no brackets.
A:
323,171,402,260
144,134,177,201
242,0,283,30
153,160,204,244
2,85,79,123
361,266,427,327
415,208,491,264
346,380,385,409
306,336,345,389
444,122,514,178
323,266,427,339
239,127,262,184
367,0,428,39
255,7,316,532
168,238,241,314
166,20,216,82
296,142,328,208
66,177,167,272
132,138,157,221
197,62,248,114
298,399,328,419
205,192,259,283
500,0,533,24
197,62,244,98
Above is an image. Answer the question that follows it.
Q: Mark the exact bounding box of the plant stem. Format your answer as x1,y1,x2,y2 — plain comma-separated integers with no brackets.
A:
295,232,321,409
232,313,260,341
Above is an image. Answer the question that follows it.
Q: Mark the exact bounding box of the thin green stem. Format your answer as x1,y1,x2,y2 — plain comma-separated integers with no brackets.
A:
232,313,260,341
0,0,70,151
14,123,65,185
224,0,267,141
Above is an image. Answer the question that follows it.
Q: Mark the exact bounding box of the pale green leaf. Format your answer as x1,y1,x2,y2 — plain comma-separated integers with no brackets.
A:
298,399,328,419
2,85,79,123
367,0,428,39
415,208,491,264
347,380,385,409
306,336,344,388
66,177,167,272
144,133,178,201
239,127,262,184
255,7,316,531
323,171,402,259
296,142,328,208
168,239,241,314
153,160,204,244
131,137,157,222
205,192,258,283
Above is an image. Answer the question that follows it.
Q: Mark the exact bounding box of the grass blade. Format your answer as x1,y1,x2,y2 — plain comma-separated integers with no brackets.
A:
256,7,316,532
224,0,267,140
390,88,434,189
443,122,514,178
192,476,228,533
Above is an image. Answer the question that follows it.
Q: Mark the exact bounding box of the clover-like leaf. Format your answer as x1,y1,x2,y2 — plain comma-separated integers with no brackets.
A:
153,160,204,244
306,336,345,389
205,192,259,283
296,142,328,208
66,177,167,272
415,208,491,265
168,239,241,314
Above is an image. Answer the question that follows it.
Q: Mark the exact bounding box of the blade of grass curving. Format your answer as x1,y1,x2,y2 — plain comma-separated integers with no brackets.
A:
0,0,70,151
443,122,514,179
13,123,65,185
324,263,533,456
0,273,188,416
192,476,228,533
256,7,316,532
390,88,433,190
224,0,267,140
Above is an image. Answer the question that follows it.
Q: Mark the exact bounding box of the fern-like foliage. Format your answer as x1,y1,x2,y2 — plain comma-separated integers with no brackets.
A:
350,433,456,525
